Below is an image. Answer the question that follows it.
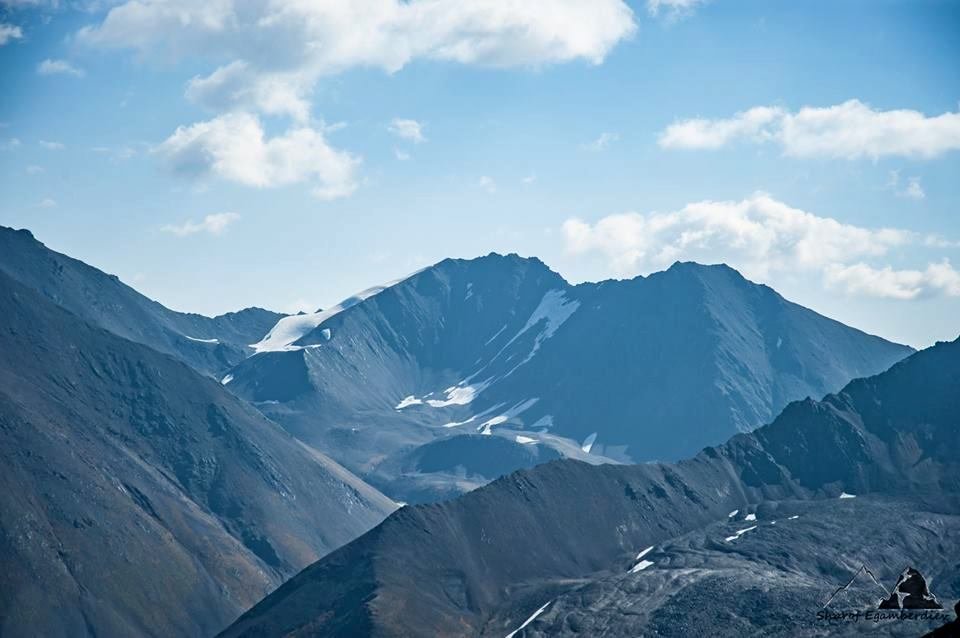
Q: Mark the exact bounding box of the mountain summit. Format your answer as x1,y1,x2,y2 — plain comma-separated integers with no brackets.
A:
225,252,913,502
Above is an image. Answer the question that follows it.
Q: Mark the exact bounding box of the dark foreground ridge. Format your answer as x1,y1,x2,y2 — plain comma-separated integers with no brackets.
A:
0,271,396,637
220,336,960,637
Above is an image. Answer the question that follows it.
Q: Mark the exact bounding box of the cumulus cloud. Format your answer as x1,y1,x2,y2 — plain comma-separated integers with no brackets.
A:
78,1,635,199
658,106,783,150
37,58,85,77
0,23,23,45
185,61,312,121
478,175,496,193
161,212,240,236
659,100,960,159
562,193,959,299
824,261,960,300
39,140,64,150
388,118,426,143
156,112,360,199
80,1,635,121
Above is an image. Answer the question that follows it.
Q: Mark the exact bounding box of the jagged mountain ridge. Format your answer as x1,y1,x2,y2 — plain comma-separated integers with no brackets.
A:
220,336,960,638
0,226,284,377
0,270,396,638
226,252,913,502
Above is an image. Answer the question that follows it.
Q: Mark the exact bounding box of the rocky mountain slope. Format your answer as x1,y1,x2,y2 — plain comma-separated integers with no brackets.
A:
0,271,396,638
220,336,960,638
226,253,913,502
0,226,284,377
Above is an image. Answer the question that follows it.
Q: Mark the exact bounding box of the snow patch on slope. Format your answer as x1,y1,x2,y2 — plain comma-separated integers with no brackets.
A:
724,525,758,542
498,289,580,372
395,396,423,410
251,269,423,353
426,383,487,407
185,335,219,344
581,432,598,454
505,600,551,638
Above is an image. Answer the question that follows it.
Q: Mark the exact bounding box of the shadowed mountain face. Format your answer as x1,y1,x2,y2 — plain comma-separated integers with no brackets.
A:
0,226,284,377
220,337,960,638
0,271,397,638
225,253,913,502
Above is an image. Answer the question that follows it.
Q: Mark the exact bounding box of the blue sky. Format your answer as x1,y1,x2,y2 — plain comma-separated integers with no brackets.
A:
1,0,958,348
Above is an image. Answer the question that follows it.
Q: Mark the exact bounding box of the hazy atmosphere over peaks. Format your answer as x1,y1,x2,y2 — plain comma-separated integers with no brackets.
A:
2,1,960,349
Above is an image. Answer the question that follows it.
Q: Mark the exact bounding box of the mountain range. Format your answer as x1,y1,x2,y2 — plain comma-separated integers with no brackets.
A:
224,253,913,502
0,225,943,637
0,268,396,637
221,335,960,637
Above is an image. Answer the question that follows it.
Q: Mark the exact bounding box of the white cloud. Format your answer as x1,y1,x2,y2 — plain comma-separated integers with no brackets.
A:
81,0,635,125
647,0,709,19
478,175,496,193
522,174,537,184
0,23,23,45
39,140,64,150
37,197,56,208
156,112,360,199
887,171,926,200
25,164,43,174
394,148,411,161
562,193,959,300
659,100,960,159
81,1,635,198
1,138,21,150
901,178,925,200
185,60,312,122
37,58,85,77
824,261,960,300
583,132,619,152
658,106,782,150
389,118,426,143
161,212,240,236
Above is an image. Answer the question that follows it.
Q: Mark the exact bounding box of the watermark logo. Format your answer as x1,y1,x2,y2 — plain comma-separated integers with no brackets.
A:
817,564,951,625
